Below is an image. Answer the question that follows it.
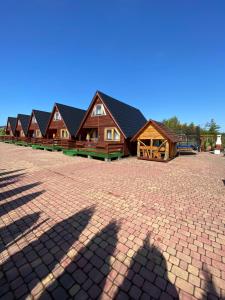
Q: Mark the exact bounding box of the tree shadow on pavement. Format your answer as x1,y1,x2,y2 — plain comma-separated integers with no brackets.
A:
39,220,119,300
0,212,41,253
0,206,95,300
0,190,44,218
0,182,41,201
115,234,179,300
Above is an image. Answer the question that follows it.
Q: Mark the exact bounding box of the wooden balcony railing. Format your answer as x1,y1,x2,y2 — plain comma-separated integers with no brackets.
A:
76,141,124,154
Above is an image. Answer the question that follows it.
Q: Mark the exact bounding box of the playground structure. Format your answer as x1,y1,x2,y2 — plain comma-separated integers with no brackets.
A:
176,134,200,153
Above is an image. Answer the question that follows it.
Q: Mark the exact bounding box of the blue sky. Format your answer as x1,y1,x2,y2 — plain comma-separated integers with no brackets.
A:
0,0,224,130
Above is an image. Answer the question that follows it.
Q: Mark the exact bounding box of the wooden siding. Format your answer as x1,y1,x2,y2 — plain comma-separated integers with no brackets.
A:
29,122,39,131
6,123,13,136
77,96,131,155
15,122,24,137
82,97,124,142
139,124,164,140
47,107,71,139
136,122,177,161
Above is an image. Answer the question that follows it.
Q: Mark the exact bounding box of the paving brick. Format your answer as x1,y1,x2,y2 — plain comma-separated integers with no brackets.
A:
171,265,188,280
0,144,225,299
176,277,194,295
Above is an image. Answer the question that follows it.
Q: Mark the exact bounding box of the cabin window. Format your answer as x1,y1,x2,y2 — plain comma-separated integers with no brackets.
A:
21,130,25,137
92,104,106,116
36,130,41,137
53,111,62,121
91,129,98,141
104,128,120,141
61,129,69,139
106,130,112,140
18,120,21,126
32,116,37,123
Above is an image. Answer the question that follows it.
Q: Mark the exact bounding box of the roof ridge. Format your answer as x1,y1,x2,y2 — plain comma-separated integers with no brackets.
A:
18,113,30,116
97,90,141,111
33,109,50,114
55,102,85,112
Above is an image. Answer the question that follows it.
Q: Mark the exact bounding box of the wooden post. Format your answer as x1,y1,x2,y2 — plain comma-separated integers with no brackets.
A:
165,141,169,160
150,139,153,158
137,140,140,157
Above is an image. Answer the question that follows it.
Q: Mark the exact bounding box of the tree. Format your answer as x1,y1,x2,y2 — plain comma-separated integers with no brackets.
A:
0,128,5,136
205,119,220,135
162,116,181,133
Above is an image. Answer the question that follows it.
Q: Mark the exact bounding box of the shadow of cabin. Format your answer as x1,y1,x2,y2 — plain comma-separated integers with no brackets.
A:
202,265,224,299
0,182,42,202
0,170,26,189
0,206,94,299
0,173,26,184
0,190,44,218
0,212,41,253
115,234,179,299
39,220,119,299
0,169,25,177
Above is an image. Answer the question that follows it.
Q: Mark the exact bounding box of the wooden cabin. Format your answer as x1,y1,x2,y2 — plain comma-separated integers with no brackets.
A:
5,117,17,137
27,110,51,141
75,91,147,156
15,114,31,138
131,120,179,161
45,103,86,148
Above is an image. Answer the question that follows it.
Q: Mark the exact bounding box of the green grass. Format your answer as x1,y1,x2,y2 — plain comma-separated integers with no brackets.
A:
63,148,122,159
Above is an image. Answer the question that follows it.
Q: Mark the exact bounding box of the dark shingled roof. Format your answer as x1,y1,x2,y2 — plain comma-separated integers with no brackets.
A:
32,110,51,136
131,119,179,143
97,91,147,138
17,114,31,135
7,117,17,134
55,103,86,136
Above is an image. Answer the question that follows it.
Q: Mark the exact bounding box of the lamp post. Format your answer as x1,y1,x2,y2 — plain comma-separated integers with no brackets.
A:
214,135,222,154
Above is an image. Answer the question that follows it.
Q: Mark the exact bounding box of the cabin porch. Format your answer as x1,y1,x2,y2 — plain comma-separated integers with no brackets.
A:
76,127,125,156
31,138,76,150
75,140,125,155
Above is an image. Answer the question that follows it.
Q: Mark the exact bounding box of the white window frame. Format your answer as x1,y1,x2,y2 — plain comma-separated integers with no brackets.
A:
36,130,41,137
53,111,62,121
60,129,69,139
104,128,120,142
32,116,37,123
91,104,106,116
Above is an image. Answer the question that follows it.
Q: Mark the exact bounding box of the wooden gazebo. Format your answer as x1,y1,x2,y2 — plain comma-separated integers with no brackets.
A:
131,120,179,161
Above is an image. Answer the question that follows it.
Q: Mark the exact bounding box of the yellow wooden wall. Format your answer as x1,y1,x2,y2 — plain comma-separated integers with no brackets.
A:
139,124,164,140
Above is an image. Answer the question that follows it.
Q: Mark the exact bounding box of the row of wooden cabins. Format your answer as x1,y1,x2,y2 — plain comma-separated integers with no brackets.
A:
2,91,179,161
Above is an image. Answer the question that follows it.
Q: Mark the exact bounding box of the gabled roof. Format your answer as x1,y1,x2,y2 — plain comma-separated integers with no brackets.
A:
131,119,179,143
76,91,147,138
52,103,86,136
7,117,17,134
30,110,51,136
17,114,31,135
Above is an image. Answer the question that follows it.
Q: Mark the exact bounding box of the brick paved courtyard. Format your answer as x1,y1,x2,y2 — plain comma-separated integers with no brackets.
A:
0,143,225,300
